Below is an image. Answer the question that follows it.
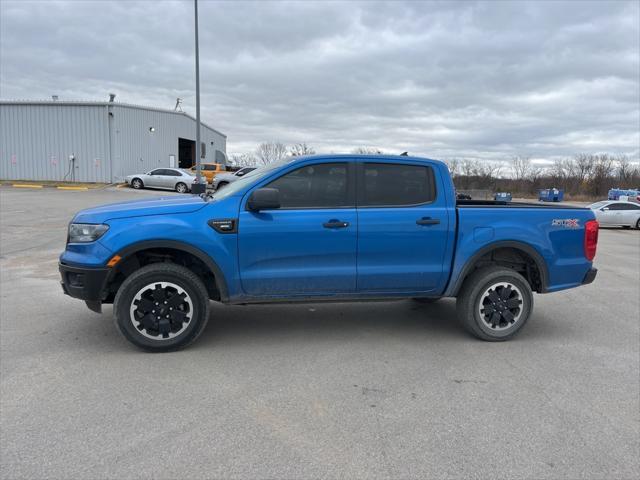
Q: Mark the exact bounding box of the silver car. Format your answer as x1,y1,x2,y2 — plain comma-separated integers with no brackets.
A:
589,200,640,229
212,167,257,190
125,168,196,194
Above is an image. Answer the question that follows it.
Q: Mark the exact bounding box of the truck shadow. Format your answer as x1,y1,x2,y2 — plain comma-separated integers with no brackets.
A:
196,298,567,349
66,298,564,353
197,299,467,347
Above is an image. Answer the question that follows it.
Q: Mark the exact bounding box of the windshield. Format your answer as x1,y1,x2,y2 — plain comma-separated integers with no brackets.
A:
209,158,294,201
589,201,608,209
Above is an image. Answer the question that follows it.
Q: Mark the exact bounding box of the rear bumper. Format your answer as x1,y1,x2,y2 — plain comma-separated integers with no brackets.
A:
59,262,109,312
582,268,597,285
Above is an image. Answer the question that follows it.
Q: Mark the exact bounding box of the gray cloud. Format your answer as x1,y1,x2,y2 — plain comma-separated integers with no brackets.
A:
1,0,638,163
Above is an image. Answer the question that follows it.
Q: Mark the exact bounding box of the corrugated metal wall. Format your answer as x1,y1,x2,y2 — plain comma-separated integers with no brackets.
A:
0,102,227,183
110,105,226,182
0,104,110,182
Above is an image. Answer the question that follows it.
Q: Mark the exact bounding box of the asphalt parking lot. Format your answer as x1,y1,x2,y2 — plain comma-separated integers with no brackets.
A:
1,186,638,480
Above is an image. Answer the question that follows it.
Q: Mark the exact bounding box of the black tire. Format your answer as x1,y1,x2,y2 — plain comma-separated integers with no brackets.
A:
636,218,640,230
216,181,228,190
175,182,188,194
456,266,533,341
412,297,441,304
131,178,143,189
113,263,210,352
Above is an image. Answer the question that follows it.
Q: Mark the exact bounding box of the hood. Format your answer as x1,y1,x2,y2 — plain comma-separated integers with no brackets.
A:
73,195,207,223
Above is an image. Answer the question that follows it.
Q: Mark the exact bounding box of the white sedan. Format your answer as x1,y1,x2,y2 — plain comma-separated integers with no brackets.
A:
589,200,640,229
125,168,196,194
212,167,257,190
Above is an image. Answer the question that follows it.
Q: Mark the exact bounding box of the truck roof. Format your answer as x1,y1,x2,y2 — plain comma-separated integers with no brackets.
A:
289,153,446,167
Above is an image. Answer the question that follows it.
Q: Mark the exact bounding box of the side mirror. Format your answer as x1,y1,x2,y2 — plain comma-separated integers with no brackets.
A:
236,171,245,177
248,188,280,211
601,207,609,211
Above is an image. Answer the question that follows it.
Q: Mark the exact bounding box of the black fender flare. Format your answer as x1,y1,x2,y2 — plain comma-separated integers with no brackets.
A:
106,240,229,302
448,240,549,295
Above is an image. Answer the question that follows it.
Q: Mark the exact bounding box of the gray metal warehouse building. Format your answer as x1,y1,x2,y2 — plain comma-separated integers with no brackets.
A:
0,99,227,183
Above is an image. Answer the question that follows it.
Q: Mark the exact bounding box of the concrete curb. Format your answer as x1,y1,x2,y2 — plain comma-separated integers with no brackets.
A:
2,183,89,191
1,182,121,191
11,184,43,189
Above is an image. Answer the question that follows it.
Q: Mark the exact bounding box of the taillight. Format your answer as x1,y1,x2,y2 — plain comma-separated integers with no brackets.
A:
584,219,599,261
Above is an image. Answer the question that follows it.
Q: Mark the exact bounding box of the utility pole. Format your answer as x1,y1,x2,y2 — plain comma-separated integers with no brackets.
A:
192,0,205,194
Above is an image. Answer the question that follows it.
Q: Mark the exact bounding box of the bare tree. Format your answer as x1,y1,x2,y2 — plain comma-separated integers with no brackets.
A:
616,155,632,182
461,159,478,178
590,154,615,196
574,153,595,184
256,142,288,165
289,143,316,157
511,156,531,181
230,153,257,167
352,147,385,155
458,159,481,189
530,165,544,184
550,158,567,181
444,158,460,178
478,161,503,180
452,151,637,199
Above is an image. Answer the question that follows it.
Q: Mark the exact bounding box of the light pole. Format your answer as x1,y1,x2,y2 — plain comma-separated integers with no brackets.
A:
192,0,206,194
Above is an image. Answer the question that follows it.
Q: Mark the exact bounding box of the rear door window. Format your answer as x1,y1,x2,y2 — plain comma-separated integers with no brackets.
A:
359,163,436,206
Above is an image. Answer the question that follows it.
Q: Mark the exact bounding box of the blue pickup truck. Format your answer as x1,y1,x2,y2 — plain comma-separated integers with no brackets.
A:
60,155,599,351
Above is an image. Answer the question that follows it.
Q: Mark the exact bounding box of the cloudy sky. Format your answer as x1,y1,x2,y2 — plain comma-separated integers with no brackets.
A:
1,0,638,163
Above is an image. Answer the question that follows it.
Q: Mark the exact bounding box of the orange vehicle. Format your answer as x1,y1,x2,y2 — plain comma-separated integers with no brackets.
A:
189,163,226,183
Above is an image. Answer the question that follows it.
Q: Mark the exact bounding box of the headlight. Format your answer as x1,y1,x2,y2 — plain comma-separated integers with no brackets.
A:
68,223,109,243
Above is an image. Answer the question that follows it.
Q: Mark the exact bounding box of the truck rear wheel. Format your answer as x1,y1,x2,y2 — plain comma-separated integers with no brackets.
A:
456,266,533,341
113,263,210,352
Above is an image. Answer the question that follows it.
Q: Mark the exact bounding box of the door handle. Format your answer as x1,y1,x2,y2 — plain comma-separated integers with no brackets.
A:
323,220,349,229
416,217,440,226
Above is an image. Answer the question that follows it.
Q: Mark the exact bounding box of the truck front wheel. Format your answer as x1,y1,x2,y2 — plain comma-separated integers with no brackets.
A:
456,266,533,341
113,263,210,352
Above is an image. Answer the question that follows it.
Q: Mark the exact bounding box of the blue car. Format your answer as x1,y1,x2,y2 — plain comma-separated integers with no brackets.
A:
60,155,599,351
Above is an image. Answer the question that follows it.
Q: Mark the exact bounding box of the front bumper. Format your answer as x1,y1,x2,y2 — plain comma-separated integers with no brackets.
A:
582,268,598,285
59,262,109,312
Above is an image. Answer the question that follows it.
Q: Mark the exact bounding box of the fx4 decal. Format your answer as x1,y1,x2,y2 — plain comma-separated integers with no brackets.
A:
552,218,580,228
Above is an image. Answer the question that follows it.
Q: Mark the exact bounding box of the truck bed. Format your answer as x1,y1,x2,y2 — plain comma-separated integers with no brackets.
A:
448,200,595,296
456,200,587,209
